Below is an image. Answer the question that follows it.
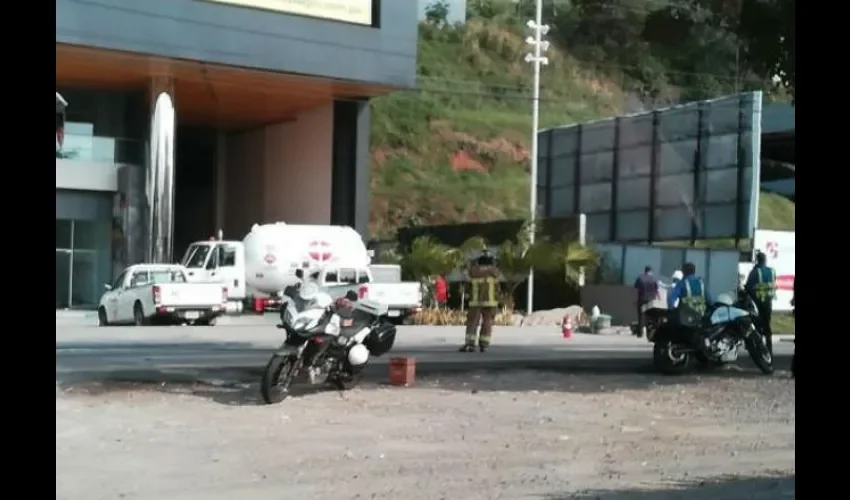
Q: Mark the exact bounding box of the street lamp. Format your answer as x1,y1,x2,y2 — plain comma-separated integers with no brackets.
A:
524,2,549,314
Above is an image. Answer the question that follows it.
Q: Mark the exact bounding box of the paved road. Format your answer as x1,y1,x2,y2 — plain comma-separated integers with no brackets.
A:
56,324,794,386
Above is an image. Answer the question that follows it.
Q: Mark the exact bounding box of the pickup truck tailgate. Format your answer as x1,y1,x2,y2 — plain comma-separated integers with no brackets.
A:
156,283,223,308
364,283,422,308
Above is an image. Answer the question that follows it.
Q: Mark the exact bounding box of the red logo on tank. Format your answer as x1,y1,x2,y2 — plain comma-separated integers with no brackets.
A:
308,241,332,262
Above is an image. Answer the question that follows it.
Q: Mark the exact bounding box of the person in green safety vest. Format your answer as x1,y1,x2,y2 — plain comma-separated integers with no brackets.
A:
460,249,500,353
666,262,710,315
745,251,777,356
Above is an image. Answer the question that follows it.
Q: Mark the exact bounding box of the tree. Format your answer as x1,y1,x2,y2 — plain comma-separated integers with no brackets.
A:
495,221,599,312
424,0,450,27
738,0,795,100
400,236,464,308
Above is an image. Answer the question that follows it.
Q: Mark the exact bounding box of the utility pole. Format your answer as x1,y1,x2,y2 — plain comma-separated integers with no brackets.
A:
523,0,549,314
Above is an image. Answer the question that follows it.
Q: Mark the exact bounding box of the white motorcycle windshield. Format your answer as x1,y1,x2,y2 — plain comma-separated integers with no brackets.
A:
710,306,749,325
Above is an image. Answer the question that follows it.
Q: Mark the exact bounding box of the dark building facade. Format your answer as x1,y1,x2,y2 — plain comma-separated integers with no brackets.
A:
56,0,418,309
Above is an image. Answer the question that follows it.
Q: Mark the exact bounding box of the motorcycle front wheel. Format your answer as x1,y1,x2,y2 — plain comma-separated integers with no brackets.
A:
260,354,300,404
745,331,774,375
653,341,690,375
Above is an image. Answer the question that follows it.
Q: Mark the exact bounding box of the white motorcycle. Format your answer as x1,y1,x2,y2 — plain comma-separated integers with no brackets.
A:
260,283,398,404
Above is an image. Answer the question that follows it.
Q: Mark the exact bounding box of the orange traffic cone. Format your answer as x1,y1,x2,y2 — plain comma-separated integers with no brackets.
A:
562,315,573,340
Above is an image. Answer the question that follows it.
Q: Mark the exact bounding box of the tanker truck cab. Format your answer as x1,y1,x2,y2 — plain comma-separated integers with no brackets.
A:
180,240,248,312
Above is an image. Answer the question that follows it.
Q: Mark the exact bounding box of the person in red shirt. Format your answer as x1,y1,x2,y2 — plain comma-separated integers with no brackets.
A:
434,275,448,308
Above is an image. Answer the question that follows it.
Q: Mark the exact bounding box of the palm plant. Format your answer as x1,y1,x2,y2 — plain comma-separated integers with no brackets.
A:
401,236,464,308
496,221,599,312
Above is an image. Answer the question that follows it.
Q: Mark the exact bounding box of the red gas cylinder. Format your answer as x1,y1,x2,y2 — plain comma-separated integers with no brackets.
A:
562,315,574,340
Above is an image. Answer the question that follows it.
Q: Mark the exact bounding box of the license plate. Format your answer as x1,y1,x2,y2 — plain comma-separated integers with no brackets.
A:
388,310,400,317
341,318,353,327
184,311,200,320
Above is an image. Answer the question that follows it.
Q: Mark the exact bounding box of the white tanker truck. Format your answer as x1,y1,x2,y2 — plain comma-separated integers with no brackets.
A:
180,222,422,322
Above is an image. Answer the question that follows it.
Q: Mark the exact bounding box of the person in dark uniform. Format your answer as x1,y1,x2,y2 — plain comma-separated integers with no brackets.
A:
460,249,500,353
745,251,778,356
634,266,659,338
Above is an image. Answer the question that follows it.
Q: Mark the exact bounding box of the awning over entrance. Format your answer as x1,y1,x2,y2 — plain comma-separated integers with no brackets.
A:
56,44,394,129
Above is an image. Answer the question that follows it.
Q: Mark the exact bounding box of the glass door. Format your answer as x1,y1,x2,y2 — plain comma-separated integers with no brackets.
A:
71,250,99,309
56,249,72,309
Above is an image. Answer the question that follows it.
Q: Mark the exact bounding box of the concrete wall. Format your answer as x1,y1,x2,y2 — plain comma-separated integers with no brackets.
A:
580,284,669,326
218,103,334,237
56,0,418,87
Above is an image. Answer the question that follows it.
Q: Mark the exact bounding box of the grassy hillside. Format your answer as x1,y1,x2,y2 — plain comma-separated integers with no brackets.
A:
369,20,627,237
368,17,794,239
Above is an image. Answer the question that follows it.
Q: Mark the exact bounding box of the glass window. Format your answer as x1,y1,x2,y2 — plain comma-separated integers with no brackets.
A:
149,270,187,284
73,220,101,250
56,250,71,308
183,245,211,268
112,271,127,290
71,251,100,308
130,271,149,288
206,248,219,270
325,269,339,283
219,245,237,267
357,271,370,284
309,271,321,281
339,269,357,285
56,220,72,248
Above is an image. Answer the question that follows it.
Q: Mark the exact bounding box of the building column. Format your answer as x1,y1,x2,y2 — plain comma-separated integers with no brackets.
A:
331,99,371,238
147,77,176,263
214,132,227,235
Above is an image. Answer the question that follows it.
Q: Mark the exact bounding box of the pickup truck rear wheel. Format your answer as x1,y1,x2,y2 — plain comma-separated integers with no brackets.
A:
97,307,110,327
133,302,148,326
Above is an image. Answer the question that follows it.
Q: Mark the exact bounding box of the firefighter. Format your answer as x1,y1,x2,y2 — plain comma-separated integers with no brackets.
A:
745,251,777,356
460,249,500,353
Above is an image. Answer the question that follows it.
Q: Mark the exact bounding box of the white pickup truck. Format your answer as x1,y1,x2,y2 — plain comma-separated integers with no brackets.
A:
305,266,422,324
98,264,228,326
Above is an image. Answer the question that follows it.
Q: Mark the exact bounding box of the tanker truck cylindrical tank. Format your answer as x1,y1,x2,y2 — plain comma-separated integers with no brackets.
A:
243,223,370,296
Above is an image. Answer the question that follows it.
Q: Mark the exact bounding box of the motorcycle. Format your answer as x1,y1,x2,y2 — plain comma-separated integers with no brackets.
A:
260,285,397,404
651,290,774,375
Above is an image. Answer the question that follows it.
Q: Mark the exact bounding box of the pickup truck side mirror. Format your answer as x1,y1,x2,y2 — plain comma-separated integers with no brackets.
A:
104,284,112,291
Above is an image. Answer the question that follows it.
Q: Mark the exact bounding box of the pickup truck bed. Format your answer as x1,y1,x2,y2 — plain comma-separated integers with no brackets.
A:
326,282,422,321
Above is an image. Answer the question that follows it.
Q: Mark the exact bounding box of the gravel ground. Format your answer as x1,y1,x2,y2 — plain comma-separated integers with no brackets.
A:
56,371,795,500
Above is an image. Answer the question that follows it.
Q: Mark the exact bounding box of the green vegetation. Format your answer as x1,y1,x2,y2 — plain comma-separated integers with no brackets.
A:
368,0,795,239
396,224,598,311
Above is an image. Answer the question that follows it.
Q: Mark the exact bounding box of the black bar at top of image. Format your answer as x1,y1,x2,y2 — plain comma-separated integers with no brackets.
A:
734,94,747,247
610,117,622,242
648,111,660,244
544,129,554,217
573,125,583,214
691,104,705,245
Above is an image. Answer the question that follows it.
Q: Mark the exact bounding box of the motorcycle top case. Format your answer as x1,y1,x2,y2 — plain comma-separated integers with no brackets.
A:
364,323,397,357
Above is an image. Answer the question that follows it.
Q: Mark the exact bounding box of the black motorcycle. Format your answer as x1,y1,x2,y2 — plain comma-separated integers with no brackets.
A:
260,295,397,404
651,292,774,375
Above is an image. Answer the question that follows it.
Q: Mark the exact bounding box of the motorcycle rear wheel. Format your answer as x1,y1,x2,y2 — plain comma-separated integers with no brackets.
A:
260,354,299,404
745,333,774,375
653,342,690,375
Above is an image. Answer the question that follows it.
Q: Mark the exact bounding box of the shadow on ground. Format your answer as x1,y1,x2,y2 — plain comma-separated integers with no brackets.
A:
540,474,795,500
57,342,794,408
